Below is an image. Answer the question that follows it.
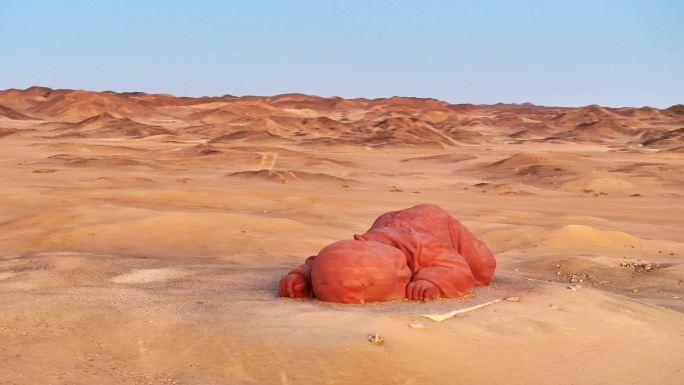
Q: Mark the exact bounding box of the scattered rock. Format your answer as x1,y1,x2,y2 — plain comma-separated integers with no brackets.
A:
504,296,521,302
408,322,426,330
367,333,384,345
567,273,588,284
619,262,667,273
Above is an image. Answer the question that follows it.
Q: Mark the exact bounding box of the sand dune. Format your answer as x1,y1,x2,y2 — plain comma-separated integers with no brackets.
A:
559,176,640,195
0,127,20,137
468,182,532,196
0,86,683,385
46,154,159,169
478,151,590,188
665,104,684,116
641,127,684,148
550,104,620,125
35,141,146,155
0,104,34,120
541,224,651,254
487,151,580,169
401,153,476,163
657,146,684,158
563,119,639,140
227,169,352,184
612,162,684,188
50,112,175,138
209,129,283,143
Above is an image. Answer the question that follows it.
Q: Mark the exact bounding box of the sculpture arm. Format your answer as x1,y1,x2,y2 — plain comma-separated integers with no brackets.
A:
410,242,476,299
447,216,496,285
361,227,477,300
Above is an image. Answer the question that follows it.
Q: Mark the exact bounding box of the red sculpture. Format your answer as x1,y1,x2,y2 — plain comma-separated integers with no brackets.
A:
279,204,496,303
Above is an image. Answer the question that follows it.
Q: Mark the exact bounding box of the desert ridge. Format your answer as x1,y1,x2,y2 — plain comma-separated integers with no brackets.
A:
1,86,683,148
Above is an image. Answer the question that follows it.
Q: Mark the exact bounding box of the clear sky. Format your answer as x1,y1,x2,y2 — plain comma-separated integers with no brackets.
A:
1,1,682,107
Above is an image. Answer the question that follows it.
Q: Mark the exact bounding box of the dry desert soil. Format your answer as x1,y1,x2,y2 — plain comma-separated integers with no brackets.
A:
1,87,683,385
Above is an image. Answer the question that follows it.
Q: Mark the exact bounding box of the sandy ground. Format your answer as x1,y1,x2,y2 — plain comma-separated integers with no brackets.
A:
1,133,683,385
0,88,683,384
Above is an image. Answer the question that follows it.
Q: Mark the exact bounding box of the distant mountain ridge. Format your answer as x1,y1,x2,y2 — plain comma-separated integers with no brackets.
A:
0,86,681,148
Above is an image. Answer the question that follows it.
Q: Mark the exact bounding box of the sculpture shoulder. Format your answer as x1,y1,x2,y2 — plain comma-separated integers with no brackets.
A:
369,205,447,229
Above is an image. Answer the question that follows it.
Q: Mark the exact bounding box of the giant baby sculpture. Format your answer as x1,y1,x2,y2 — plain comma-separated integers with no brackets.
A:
279,204,496,303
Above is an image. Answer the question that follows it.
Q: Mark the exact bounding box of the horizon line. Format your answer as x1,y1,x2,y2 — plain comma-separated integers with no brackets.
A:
2,85,681,111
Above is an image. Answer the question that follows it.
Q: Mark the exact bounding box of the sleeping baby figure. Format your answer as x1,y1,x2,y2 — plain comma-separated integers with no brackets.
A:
278,204,496,303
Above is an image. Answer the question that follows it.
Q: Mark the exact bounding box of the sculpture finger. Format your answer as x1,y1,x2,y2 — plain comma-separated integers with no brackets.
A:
411,283,421,300
287,277,299,297
407,283,416,299
419,286,428,301
293,282,307,294
405,282,414,299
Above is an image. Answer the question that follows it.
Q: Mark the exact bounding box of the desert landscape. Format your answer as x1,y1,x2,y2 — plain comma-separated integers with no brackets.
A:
1,86,683,384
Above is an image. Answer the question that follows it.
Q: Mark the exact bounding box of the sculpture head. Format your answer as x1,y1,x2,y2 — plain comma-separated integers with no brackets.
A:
310,239,411,304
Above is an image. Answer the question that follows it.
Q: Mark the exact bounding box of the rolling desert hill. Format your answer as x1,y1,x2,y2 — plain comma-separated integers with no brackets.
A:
2,87,682,147
1,86,683,385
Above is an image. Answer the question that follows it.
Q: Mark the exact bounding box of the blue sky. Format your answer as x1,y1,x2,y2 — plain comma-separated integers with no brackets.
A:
1,1,682,107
